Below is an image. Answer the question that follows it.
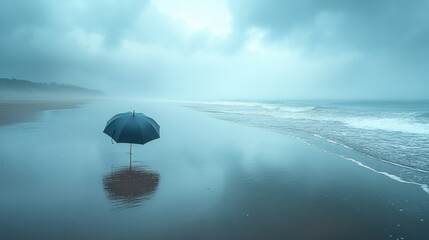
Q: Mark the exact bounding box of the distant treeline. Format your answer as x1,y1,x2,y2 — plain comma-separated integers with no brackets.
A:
0,78,103,100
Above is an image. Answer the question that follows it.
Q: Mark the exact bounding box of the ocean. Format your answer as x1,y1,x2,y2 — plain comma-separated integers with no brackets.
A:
182,100,429,194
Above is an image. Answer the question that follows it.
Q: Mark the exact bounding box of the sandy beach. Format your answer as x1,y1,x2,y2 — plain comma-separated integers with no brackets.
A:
0,100,87,126
0,100,428,240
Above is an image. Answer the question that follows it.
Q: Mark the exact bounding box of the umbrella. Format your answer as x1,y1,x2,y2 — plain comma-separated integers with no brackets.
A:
103,166,160,208
103,110,160,160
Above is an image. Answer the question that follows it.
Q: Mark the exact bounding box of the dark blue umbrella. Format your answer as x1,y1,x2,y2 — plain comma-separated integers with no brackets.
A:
103,111,160,158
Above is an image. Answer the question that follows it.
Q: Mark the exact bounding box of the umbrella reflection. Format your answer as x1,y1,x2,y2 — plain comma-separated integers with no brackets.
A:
103,166,160,208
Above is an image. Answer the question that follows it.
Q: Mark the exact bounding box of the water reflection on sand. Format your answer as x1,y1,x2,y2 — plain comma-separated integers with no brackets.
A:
103,165,160,208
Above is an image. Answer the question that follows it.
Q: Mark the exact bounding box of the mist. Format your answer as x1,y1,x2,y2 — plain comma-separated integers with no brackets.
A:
1,0,428,100
2,2,429,239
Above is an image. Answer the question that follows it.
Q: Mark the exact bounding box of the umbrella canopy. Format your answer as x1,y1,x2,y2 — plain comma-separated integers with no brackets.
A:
103,111,160,145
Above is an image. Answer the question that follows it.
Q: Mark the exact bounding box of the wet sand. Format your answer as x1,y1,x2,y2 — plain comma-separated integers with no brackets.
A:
0,100,85,126
0,100,428,239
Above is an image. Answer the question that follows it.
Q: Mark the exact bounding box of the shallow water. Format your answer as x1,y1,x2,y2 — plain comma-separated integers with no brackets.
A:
1,100,428,239
183,100,429,194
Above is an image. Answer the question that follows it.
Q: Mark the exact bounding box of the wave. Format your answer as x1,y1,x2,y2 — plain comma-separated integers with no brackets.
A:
276,106,315,113
342,117,429,135
308,133,429,173
188,101,429,135
260,110,429,135
302,138,429,195
416,112,429,118
182,101,316,113
203,109,256,115
341,156,429,194
271,112,429,135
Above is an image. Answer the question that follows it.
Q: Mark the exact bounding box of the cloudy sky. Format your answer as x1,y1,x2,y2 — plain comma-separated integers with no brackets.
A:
1,0,428,99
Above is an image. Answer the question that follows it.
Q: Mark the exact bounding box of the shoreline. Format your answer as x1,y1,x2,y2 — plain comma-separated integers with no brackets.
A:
181,100,429,197
0,99,90,126
245,123,429,196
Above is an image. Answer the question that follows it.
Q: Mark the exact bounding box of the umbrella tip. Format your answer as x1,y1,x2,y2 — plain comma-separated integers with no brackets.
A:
133,110,135,117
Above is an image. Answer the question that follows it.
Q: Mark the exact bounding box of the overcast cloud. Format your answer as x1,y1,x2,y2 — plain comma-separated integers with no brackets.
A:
1,0,428,99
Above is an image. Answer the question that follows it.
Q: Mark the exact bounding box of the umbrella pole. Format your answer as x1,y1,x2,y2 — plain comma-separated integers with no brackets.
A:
129,143,132,169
